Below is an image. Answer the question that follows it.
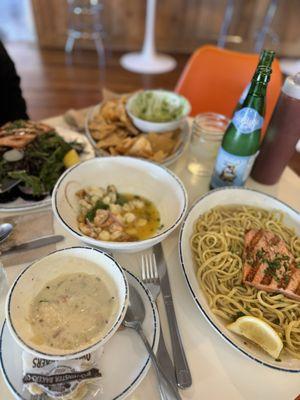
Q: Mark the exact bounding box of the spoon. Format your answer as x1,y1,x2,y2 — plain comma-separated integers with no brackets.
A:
123,284,181,400
0,223,13,244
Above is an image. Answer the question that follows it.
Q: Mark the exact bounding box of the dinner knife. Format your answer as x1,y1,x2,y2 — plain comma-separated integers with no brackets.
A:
1,235,65,255
154,243,192,389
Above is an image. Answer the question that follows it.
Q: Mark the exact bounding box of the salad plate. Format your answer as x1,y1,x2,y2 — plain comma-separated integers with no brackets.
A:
0,269,160,400
0,126,95,213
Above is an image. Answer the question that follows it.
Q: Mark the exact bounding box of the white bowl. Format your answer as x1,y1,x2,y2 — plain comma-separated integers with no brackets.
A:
126,90,191,133
179,187,300,372
6,247,128,360
52,156,187,252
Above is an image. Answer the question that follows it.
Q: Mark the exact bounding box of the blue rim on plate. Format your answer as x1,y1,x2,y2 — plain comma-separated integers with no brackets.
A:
179,186,300,373
0,268,159,400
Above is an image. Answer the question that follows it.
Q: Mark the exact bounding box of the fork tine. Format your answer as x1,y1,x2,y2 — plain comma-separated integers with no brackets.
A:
141,255,146,281
152,253,159,279
141,253,159,283
146,253,150,282
149,253,154,282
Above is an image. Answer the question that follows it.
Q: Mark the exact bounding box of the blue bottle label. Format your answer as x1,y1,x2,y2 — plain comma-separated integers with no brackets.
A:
232,107,263,134
211,147,258,188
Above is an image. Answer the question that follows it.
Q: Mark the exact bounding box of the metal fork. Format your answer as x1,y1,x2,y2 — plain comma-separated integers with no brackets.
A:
141,253,181,399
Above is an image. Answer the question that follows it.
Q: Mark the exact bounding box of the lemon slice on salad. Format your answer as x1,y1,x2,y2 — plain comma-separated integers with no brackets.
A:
227,315,283,359
63,149,80,168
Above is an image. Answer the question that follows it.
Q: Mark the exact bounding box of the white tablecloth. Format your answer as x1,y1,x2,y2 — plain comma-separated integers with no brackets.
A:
1,115,300,400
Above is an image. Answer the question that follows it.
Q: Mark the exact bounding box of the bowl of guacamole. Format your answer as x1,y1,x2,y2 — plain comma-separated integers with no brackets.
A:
126,90,191,132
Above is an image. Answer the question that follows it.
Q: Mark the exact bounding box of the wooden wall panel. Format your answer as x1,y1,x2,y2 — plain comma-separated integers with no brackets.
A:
31,0,300,57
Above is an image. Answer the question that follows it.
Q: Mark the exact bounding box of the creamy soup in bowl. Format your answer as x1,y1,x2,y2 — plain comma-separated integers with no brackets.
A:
6,247,128,360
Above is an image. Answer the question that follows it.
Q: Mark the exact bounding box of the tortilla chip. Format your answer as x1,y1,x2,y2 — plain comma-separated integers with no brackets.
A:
127,137,153,157
96,133,122,148
115,137,134,153
88,95,183,163
151,150,168,162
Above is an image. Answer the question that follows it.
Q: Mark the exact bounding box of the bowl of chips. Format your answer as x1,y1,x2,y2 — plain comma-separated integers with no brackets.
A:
126,90,191,133
85,94,191,166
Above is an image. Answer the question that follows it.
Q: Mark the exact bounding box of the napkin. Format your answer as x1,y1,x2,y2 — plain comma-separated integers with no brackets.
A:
0,210,56,267
64,108,87,132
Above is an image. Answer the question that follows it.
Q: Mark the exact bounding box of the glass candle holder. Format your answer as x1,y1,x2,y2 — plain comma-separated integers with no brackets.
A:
187,112,230,176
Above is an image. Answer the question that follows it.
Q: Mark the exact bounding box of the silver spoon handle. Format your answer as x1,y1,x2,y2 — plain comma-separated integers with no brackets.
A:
137,325,182,400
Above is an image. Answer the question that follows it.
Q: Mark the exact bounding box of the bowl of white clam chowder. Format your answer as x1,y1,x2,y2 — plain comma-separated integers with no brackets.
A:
5,246,128,360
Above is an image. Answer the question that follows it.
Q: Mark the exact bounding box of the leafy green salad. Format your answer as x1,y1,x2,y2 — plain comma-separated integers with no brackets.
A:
0,120,83,201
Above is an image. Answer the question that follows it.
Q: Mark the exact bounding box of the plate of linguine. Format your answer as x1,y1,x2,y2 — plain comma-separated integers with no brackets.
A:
179,187,300,372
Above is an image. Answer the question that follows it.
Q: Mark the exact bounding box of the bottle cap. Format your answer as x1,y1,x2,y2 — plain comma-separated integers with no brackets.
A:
282,72,300,100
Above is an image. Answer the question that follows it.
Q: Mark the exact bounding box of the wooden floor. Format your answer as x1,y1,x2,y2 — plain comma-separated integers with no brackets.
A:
6,42,300,176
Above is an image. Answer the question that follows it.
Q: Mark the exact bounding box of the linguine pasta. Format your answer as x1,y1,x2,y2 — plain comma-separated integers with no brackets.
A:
191,205,300,358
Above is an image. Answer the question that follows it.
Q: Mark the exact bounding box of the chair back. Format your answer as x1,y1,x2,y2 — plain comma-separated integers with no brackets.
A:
175,45,282,134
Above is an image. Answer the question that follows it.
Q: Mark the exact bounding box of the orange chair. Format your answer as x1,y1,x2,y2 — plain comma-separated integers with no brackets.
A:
175,45,282,134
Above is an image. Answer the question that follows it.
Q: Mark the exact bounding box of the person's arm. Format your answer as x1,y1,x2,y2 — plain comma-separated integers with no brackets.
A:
0,41,28,126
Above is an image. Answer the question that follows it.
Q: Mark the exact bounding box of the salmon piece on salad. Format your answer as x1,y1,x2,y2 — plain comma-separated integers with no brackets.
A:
242,229,300,301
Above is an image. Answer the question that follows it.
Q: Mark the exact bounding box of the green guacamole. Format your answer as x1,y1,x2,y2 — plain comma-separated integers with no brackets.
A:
130,91,186,123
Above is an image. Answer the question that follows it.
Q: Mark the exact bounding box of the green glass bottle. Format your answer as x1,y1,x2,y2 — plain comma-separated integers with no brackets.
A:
210,66,272,189
234,50,275,113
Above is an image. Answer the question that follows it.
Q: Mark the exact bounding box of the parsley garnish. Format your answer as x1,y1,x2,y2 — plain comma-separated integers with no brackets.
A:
115,193,128,206
234,311,245,320
283,274,290,286
85,200,109,221
256,249,265,259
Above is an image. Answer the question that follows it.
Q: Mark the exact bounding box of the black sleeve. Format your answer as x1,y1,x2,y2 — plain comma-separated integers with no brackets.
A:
0,41,29,126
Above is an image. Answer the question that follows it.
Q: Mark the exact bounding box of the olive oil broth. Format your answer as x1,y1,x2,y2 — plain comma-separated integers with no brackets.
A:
121,193,161,240
76,185,161,242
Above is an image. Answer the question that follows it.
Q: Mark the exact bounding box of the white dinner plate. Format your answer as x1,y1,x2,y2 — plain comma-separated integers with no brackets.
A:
0,269,160,399
0,127,95,213
179,187,300,372
85,104,191,167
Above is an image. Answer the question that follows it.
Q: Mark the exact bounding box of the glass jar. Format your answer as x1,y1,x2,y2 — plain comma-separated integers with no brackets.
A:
187,112,230,176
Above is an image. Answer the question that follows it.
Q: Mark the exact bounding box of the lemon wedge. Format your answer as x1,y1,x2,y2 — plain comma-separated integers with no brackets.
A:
63,149,80,168
227,316,283,359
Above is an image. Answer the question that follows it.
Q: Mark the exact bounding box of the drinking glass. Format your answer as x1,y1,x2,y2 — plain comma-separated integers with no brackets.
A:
187,112,230,176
